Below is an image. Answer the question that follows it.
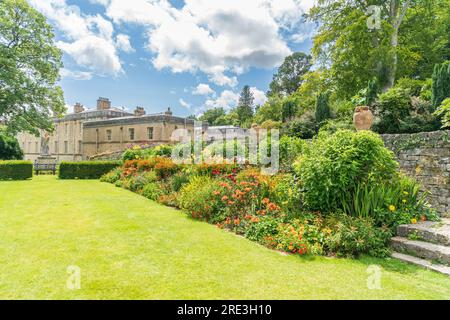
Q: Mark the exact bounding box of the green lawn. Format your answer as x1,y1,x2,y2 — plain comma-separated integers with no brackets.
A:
0,176,449,299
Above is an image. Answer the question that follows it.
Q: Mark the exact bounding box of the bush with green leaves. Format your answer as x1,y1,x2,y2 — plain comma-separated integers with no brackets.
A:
281,112,317,139
244,215,280,243
294,130,399,214
279,136,308,172
100,167,123,184
0,129,23,160
142,182,165,201
59,161,121,179
324,213,392,258
434,98,450,128
0,160,32,180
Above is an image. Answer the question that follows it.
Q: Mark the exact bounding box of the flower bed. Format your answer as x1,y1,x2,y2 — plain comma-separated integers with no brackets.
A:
100,130,439,258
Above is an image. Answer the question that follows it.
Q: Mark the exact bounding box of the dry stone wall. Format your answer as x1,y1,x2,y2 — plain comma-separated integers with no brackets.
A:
381,130,450,216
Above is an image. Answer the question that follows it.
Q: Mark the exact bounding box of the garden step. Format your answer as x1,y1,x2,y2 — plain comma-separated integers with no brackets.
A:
397,219,450,246
392,252,450,276
390,237,450,265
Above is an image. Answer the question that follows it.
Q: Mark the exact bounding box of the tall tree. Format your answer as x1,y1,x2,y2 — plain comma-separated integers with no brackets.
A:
281,100,297,123
236,86,254,126
309,0,449,98
269,52,312,97
0,0,65,135
199,107,227,125
432,61,450,108
315,92,331,124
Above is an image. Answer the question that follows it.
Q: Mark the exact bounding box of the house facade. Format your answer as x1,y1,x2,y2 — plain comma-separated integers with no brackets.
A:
17,98,194,162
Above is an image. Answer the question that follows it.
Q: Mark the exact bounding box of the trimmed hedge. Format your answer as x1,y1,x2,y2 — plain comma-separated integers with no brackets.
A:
0,160,33,180
59,161,121,179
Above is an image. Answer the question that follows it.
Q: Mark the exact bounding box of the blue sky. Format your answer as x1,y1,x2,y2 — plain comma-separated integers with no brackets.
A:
30,0,314,117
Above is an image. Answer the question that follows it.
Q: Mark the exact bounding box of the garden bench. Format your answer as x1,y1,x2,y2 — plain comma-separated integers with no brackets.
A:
34,158,57,175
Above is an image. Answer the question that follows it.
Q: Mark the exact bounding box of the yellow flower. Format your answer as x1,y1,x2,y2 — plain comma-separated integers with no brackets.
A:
388,205,396,212
403,191,409,196
402,199,407,204
411,218,417,224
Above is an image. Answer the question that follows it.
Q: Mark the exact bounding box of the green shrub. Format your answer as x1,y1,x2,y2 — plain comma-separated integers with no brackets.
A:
169,171,191,192
179,176,224,222
434,97,450,128
324,213,392,258
128,171,158,192
294,130,398,214
279,136,308,172
100,167,122,183
0,129,23,160
0,160,32,180
272,174,303,218
142,182,165,201
59,161,121,179
244,215,279,243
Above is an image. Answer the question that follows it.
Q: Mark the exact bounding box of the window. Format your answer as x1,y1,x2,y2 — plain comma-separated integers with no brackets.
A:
65,123,68,136
54,141,58,154
129,128,135,140
147,127,154,140
78,140,82,153
28,142,31,153
106,130,112,141
35,142,38,153
64,141,68,154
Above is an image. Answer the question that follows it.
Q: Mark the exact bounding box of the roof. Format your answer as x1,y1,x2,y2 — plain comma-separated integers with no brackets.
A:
83,113,195,128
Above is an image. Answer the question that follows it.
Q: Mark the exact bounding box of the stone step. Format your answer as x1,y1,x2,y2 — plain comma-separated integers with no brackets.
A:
397,218,450,246
391,237,450,265
392,252,450,276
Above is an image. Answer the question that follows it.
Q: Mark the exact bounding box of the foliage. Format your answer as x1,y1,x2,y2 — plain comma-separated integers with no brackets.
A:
199,107,227,125
279,136,308,172
0,160,32,180
122,144,173,161
236,85,254,126
294,130,398,213
0,129,23,160
142,182,165,201
434,98,450,128
268,52,313,97
281,99,297,123
315,92,332,125
432,61,450,107
372,86,440,134
324,213,392,258
0,0,65,134
318,118,355,135
59,161,121,180
100,167,122,184
282,111,317,139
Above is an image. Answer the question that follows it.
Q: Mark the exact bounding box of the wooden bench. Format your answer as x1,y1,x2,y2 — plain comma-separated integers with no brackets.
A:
34,158,57,175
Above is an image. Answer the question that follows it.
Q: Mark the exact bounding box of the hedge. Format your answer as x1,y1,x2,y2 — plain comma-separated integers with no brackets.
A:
0,160,33,180
59,161,121,179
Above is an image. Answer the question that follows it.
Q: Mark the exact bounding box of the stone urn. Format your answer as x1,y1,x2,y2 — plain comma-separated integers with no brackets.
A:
353,106,374,131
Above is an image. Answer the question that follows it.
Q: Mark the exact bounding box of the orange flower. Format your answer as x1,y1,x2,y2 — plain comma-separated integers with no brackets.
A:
234,218,241,225
221,195,229,201
262,198,270,205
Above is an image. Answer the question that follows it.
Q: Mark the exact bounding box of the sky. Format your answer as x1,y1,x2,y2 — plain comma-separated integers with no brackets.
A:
29,0,315,117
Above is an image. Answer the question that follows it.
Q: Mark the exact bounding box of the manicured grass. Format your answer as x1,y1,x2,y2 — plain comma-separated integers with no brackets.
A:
0,176,449,299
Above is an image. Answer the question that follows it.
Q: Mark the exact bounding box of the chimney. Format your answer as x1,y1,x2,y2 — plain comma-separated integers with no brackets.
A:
97,97,111,110
134,107,146,117
164,107,173,116
74,103,85,113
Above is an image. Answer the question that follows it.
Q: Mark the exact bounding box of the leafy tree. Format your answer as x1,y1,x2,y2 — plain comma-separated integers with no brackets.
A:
199,107,227,125
236,85,254,126
281,100,297,123
432,61,450,108
268,52,312,96
309,0,450,98
0,0,65,135
0,128,23,160
253,96,282,124
315,92,331,124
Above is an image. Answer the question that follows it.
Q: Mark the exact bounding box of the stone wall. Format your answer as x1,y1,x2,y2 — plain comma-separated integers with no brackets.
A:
381,130,450,216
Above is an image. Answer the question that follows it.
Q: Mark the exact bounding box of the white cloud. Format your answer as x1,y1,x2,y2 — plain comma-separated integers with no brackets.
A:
57,36,122,76
115,34,135,53
60,68,93,80
29,0,123,76
193,84,215,96
96,0,313,87
179,98,191,109
205,90,240,110
250,87,268,106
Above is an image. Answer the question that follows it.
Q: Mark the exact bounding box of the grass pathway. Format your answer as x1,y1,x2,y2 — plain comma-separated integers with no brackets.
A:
0,175,449,299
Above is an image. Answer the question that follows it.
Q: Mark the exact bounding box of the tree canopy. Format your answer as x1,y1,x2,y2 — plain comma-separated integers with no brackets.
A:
0,0,65,135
